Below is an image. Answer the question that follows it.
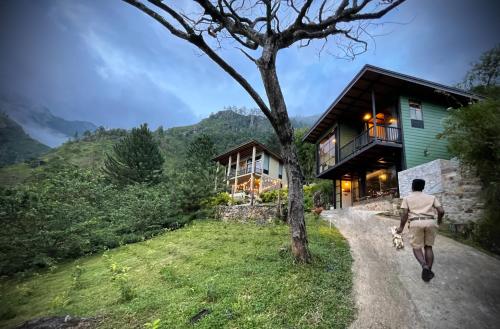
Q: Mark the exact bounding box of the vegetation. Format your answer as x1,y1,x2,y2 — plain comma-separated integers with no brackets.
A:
0,112,50,167
0,162,188,275
442,45,500,253
0,110,317,275
0,217,353,329
103,124,164,185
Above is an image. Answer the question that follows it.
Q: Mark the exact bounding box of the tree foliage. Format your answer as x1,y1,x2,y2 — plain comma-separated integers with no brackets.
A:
103,123,164,185
170,135,224,216
461,44,499,91
0,162,185,275
443,46,500,252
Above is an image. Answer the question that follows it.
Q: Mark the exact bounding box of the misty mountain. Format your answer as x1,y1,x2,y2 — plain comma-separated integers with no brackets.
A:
0,112,51,167
0,95,97,147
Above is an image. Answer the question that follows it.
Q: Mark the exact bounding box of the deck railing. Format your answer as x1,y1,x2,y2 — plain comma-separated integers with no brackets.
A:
229,166,263,178
339,126,401,161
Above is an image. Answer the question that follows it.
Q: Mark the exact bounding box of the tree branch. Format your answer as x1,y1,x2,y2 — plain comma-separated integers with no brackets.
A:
122,0,274,123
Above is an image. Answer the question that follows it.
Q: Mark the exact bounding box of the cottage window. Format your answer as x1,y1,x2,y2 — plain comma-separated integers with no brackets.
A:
278,163,283,179
409,99,424,128
263,153,270,174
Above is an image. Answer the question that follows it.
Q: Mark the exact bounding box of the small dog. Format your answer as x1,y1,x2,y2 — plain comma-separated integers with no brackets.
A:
391,226,404,249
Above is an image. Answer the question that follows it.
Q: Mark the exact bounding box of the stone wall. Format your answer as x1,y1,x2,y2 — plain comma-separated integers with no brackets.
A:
353,196,401,217
215,204,280,222
398,158,483,223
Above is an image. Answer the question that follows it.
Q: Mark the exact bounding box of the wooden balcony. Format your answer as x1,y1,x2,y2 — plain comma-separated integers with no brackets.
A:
228,166,263,178
318,126,402,179
339,126,401,161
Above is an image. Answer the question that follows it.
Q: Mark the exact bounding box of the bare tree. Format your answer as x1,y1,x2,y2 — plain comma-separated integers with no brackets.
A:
122,0,406,263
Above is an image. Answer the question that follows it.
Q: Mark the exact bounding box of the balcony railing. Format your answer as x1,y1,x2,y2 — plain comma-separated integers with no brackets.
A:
339,126,401,162
229,166,263,178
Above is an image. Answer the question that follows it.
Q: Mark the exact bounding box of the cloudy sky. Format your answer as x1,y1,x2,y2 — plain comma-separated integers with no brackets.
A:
0,0,498,129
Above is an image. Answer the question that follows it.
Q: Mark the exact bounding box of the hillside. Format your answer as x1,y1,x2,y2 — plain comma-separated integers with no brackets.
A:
0,217,353,329
0,110,316,186
0,113,51,167
0,95,97,147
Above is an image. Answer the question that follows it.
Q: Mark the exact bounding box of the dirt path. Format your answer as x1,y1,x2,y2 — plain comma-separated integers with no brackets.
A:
322,209,500,329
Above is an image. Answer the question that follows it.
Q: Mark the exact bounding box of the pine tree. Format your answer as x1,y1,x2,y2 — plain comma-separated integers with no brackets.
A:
171,134,223,214
103,124,164,185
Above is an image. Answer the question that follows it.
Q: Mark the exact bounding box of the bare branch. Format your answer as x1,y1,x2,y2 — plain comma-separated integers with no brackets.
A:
121,0,274,122
122,0,189,40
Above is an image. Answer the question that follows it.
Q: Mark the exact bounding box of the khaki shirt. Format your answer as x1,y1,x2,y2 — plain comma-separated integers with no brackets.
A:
401,191,441,219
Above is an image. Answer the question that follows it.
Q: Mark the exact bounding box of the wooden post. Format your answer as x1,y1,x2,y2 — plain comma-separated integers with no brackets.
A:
250,146,257,205
233,152,240,198
371,88,377,140
226,155,232,187
214,162,220,192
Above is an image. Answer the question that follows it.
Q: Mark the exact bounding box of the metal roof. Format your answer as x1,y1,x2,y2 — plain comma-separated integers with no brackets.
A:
303,64,483,143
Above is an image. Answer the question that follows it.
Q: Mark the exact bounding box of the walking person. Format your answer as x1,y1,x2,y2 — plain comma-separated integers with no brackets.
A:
396,179,445,282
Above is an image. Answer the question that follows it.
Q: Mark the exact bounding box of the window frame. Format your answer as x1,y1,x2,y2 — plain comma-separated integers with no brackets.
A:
409,99,424,128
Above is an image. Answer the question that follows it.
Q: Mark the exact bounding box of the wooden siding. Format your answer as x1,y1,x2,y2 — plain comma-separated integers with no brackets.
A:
400,96,451,169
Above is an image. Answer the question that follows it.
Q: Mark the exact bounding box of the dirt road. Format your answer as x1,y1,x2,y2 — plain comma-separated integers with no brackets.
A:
322,209,500,329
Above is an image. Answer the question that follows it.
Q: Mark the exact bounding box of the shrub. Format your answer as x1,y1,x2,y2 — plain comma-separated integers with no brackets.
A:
0,165,187,275
260,188,288,203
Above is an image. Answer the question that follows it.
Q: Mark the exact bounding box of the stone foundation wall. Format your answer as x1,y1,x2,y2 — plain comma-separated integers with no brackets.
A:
398,158,483,223
215,204,280,222
353,196,401,216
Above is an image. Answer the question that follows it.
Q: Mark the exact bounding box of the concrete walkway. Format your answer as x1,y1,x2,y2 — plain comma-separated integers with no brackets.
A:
322,209,500,329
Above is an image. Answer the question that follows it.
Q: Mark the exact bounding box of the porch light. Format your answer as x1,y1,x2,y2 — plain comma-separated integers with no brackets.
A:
379,174,387,181
388,118,397,124
363,113,371,121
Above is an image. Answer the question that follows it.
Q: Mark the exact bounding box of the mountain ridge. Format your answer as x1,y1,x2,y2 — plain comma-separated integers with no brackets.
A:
0,112,51,167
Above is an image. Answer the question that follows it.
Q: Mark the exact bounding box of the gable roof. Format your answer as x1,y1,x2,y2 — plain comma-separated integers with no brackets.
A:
212,139,282,166
303,64,483,143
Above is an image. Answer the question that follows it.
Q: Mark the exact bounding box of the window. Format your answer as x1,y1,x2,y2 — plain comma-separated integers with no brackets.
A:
409,99,424,128
263,153,270,174
278,163,283,179
318,130,337,173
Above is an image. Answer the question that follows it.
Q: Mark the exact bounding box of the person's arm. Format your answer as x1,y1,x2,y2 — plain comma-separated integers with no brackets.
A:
433,197,445,225
396,208,408,234
436,206,445,225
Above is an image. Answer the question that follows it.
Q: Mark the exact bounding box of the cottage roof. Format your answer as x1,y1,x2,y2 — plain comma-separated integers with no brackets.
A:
212,139,282,166
303,64,483,143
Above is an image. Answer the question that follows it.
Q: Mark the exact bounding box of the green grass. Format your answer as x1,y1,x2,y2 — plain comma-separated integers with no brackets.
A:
0,216,353,329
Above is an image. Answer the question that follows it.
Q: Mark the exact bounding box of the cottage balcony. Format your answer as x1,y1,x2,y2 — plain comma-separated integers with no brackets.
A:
318,126,402,179
339,126,401,161
228,165,263,178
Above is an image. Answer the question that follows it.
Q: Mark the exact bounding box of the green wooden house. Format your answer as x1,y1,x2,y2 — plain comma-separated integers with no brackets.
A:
303,65,481,209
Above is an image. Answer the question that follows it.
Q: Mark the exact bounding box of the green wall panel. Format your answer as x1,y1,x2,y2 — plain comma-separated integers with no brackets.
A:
339,121,359,147
400,96,451,169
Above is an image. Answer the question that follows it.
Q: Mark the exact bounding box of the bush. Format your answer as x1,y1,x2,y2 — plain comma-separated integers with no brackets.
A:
260,188,288,203
0,164,187,275
208,192,232,206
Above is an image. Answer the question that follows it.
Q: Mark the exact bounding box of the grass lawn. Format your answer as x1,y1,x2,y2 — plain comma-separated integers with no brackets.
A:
0,216,354,329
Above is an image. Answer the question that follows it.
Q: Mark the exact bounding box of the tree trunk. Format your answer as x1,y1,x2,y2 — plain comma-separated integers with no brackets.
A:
257,42,311,263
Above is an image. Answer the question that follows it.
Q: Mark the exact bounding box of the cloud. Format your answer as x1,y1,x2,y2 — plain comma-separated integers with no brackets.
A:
1,0,499,128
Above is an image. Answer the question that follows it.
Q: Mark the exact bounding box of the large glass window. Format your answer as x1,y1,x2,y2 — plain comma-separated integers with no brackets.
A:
318,130,337,173
365,167,398,197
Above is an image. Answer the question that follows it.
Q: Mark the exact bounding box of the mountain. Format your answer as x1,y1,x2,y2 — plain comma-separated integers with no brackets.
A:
0,112,51,167
0,95,97,147
0,109,316,185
